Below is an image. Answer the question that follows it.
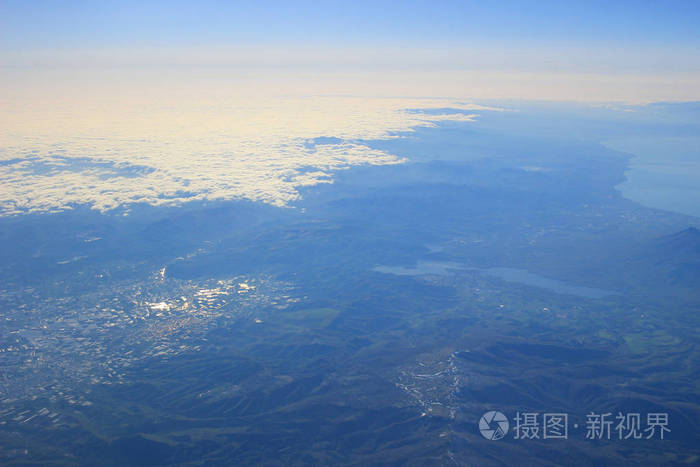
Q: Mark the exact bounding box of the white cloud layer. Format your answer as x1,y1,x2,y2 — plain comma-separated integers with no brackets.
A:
0,87,486,216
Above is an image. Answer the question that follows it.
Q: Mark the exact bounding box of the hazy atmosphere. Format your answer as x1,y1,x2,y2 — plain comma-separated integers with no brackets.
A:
1,1,699,465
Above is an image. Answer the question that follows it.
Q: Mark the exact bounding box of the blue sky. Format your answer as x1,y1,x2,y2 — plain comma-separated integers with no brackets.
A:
1,1,700,102
2,0,699,50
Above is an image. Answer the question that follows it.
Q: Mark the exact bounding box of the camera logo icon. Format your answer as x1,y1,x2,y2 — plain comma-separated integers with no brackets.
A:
479,411,509,440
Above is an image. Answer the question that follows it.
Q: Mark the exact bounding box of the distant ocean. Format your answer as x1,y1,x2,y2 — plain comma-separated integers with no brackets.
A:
607,135,700,219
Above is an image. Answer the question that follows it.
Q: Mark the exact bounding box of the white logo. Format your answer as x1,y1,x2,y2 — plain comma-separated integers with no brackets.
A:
479,411,509,440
